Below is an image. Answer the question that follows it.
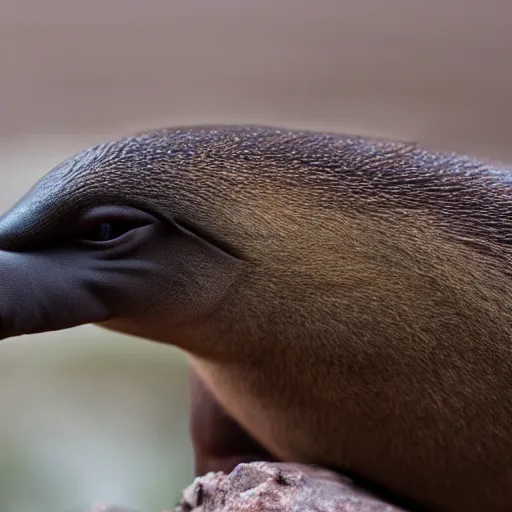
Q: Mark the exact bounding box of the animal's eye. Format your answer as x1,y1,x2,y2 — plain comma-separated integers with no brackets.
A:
81,220,138,242
74,206,157,246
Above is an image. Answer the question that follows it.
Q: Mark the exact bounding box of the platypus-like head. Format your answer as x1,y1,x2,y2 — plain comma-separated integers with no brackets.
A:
0,127,256,346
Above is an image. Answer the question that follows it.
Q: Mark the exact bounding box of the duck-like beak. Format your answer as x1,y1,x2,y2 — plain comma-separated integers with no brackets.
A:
0,195,111,340
0,247,111,340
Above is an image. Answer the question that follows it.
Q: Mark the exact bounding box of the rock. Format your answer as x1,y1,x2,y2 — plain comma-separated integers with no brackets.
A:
173,462,408,512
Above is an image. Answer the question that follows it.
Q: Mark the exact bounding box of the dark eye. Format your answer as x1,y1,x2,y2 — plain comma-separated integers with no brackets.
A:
81,220,139,242
74,206,158,246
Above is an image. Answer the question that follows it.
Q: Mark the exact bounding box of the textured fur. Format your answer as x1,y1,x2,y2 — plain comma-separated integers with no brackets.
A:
1,125,511,511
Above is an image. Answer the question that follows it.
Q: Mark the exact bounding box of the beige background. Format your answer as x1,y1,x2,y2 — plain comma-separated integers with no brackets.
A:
0,1,511,511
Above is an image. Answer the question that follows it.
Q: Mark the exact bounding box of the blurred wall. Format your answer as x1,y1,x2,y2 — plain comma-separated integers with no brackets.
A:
0,1,511,511
1,0,512,159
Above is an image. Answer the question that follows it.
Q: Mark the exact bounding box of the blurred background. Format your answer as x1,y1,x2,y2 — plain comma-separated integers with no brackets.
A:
0,1,511,511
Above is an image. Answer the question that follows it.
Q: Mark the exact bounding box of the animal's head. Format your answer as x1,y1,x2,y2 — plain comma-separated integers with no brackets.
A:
0,127,275,349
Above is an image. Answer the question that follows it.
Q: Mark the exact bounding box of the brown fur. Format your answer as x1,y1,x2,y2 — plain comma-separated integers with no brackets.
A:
3,125,511,511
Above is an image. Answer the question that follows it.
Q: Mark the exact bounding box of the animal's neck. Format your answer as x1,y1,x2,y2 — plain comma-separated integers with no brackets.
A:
220,209,511,367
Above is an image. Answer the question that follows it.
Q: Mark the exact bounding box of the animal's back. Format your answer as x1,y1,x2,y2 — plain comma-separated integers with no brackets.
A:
168,126,512,512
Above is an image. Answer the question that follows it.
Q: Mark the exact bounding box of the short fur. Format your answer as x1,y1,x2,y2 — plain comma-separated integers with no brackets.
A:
0,125,510,511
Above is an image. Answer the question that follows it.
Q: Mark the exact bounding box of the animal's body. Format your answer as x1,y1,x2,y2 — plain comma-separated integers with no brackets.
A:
0,126,510,511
